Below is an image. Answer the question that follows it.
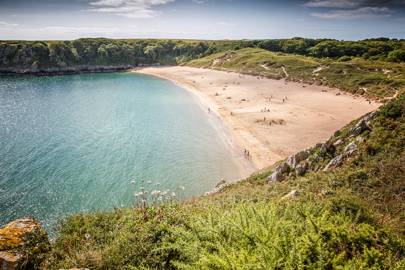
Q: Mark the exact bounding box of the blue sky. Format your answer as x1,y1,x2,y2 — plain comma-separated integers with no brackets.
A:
1,0,405,40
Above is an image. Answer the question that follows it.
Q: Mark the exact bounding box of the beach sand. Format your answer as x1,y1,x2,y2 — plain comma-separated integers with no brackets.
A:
134,66,380,177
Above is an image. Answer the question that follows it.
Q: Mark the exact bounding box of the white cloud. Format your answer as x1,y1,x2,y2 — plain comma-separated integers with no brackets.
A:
192,0,207,4
310,6,392,19
304,0,366,9
0,21,19,27
87,0,175,18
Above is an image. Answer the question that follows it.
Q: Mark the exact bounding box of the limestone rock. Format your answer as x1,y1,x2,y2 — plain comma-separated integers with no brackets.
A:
268,162,290,182
215,179,226,188
344,141,358,155
363,111,377,124
286,151,309,169
205,180,228,196
0,218,50,270
320,143,335,157
0,252,22,270
350,115,372,137
295,161,309,176
323,154,344,171
333,139,343,146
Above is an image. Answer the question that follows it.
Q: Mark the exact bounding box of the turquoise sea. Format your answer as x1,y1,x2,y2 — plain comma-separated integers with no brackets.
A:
0,72,240,231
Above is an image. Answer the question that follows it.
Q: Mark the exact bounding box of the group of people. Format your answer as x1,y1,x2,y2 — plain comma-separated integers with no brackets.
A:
260,96,289,113
261,107,271,112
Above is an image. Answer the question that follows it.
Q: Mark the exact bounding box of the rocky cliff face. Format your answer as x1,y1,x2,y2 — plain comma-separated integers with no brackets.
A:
0,218,49,270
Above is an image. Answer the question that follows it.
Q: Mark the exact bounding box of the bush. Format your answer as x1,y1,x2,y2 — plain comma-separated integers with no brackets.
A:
165,201,405,269
387,49,405,62
338,55,352,62
380,94,404,118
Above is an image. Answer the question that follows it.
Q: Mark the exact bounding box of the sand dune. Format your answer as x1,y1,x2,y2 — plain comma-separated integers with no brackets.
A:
134,66,380,177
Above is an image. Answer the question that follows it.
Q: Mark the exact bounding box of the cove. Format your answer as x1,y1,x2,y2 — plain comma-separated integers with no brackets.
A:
0,72,240,232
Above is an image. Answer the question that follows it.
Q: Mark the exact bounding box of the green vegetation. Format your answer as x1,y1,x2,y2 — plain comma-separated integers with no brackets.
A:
188,48,405,99
0,38,254,71
257,38,405,62
1,37,404,71
41,94,405,269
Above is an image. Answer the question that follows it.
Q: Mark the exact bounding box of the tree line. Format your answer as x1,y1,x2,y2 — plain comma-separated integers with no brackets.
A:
0,37,404,71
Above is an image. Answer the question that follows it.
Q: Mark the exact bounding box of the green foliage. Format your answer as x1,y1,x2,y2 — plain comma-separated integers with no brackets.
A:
188,48,405,99
257,38,405,62
167,201,403,270
42,205,191,269
380,94,405,118
1,38,404,73
388,49,405,62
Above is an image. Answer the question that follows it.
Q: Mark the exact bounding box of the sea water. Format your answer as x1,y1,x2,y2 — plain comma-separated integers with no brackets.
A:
0,72,240,232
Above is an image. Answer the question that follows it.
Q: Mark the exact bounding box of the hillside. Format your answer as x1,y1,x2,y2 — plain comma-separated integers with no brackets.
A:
33,94,404,269
187,48,405,100
1,38,405,79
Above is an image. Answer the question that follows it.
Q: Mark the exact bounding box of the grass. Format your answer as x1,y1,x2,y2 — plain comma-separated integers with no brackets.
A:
40,94,405,269
187,48,405,100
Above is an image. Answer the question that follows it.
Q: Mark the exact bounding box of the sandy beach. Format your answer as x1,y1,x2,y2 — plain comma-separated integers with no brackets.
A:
134,66,380,177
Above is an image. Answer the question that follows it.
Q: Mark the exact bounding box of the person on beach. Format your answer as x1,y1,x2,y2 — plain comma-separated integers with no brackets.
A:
208,107,210,113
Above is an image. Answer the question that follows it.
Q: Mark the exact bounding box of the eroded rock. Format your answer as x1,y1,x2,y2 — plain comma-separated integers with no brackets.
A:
344,141,358,155
268,162,290,182
320,143,335,157
350,119,369,136
349,111,376,137
295,161,309,176
323,154,345,171
286,151,309,169
0,218,50,270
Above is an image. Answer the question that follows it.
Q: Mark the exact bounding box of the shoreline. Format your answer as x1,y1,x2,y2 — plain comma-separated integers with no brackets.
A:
133,66,380,174
133,69,257,179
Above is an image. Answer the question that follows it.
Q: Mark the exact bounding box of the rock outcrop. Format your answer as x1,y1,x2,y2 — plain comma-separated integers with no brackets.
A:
286,151,309,169
349,111,375,137
268,109,378,182
268,151,310,183
204,179,228,196
268,162,290,182
0,218,50,270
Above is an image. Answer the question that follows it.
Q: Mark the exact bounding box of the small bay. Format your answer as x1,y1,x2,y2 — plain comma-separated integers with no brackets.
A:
0,72,240,232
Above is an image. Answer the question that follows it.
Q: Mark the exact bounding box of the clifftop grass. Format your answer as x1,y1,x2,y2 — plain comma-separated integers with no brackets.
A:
42,95,405,269
187,48,405,99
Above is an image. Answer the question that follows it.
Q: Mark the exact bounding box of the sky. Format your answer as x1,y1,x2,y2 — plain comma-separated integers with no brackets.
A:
1,0,405,40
